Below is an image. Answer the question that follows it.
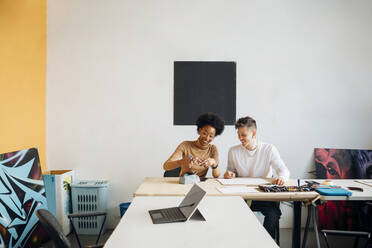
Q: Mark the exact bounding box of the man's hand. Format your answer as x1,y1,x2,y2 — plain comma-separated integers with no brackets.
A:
272,178,285,186
224,170,236,179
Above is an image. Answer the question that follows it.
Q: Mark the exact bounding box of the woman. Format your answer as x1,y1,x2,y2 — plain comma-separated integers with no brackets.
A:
163,113,225,178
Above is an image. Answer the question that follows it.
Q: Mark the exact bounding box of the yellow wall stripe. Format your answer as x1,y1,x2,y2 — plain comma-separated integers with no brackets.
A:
0,0,47,171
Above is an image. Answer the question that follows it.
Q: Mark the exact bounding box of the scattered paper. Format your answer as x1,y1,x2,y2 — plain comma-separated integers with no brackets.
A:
217,178,270,185
217,186,259,194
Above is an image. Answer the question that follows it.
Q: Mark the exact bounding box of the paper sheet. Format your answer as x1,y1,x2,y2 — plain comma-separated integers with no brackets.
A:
217,186,259,194
217,178,270,185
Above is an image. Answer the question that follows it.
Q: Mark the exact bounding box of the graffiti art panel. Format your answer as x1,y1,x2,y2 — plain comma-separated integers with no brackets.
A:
0,148,49,248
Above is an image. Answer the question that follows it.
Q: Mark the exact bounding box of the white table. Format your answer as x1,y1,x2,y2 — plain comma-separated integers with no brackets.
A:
315,179,372,201
104,196,279,248
134,177,320,248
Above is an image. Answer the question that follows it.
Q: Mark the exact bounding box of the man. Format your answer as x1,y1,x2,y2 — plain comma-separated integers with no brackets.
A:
224,116,290,239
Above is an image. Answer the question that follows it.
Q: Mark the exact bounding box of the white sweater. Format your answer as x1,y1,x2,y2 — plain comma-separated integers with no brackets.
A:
227,141,290,180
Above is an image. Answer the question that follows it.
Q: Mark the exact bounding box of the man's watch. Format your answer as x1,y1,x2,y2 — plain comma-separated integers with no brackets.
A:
211,164,219,169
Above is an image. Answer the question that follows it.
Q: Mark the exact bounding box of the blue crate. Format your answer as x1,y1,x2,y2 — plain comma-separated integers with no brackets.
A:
71,180,109,235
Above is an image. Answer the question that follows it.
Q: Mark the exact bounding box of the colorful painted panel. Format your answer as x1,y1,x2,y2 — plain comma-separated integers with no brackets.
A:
0,148,48,248
315,148,372,230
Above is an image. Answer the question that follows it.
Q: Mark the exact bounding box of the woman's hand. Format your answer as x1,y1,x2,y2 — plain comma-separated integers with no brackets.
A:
199,158,216,168
224,170,236,179
181,156,202,174
180,156,193,171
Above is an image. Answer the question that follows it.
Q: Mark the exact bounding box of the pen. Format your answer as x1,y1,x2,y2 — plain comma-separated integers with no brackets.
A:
189,155,192,169
189,156,195,171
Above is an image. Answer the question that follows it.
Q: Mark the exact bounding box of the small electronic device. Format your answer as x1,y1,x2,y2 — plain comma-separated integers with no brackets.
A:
149,184,206,224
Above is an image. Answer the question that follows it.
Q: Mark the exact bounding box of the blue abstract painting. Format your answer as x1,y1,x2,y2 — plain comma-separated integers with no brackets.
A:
0,148,48,248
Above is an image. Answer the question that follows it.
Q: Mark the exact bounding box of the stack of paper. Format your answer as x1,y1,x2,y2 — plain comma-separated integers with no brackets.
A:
217,186,259,194
217,178,270,185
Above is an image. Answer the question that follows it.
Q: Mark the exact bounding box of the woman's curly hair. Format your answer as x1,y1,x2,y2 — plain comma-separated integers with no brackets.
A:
196,113,225,136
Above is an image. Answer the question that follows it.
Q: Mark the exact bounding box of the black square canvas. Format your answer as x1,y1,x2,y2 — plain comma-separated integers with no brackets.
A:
174,61,236,125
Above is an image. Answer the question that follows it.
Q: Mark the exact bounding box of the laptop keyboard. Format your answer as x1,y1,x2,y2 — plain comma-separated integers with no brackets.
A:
160,207,185,222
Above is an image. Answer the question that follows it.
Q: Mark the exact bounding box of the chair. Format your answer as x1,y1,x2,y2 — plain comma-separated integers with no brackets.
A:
321,229,371,248
302,201,372,248
320,201,372,248
36,209,107,248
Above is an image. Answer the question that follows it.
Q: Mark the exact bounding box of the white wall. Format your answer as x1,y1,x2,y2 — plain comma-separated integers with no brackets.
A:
47,0,372,227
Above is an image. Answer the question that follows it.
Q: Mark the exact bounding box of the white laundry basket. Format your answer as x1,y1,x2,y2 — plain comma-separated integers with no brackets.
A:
71,180,109,235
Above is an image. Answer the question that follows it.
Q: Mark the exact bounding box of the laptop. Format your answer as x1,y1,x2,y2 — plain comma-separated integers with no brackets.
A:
148,184,206,224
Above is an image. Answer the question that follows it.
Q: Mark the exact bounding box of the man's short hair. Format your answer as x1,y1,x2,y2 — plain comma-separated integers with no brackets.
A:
235,116,257,130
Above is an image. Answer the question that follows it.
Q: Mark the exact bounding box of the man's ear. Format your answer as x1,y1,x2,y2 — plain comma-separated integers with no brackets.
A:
252,129,257,138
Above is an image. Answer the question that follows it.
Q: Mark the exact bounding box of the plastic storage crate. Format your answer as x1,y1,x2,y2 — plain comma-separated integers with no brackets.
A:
71,180,109,235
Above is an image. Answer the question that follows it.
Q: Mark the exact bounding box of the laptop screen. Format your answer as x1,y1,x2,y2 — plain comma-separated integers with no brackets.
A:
178,184,206,219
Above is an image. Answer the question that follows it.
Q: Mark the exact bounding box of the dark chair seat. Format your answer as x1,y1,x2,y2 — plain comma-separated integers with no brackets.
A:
163,167,181,177
321,229,371,248
319,201,372,248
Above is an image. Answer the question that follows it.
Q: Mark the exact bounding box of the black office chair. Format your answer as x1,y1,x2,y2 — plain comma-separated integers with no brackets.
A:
163,167,181,177
320,201,372,248
320,229,371,248
36,209,106,248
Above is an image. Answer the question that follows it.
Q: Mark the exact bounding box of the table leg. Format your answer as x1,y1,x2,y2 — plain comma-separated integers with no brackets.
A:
301,205,312,248
312,205,321,248
292,201,302,248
